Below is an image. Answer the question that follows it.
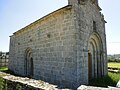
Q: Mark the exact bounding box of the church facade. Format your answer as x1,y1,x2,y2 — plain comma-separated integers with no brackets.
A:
9,0,107,89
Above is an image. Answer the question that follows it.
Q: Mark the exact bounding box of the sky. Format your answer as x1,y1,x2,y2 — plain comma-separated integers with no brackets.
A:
0,0,120,55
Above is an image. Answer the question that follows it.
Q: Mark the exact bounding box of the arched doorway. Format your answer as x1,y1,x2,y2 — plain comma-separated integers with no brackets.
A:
25,48,34,77
88,33,103,81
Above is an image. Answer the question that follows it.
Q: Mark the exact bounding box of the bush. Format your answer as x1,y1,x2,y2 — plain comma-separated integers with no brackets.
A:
108,58,120,62
0,77,5,90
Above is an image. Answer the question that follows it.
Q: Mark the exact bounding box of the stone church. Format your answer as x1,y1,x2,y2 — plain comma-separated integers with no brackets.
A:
9,0,108,89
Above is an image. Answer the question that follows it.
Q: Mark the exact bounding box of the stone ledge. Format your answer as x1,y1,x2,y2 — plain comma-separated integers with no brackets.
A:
0,72,70,90
77,85,120,90
116,80,120,88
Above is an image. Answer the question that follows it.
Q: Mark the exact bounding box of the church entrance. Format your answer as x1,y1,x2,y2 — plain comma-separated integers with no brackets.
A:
25,48,34,77
88,33,103,82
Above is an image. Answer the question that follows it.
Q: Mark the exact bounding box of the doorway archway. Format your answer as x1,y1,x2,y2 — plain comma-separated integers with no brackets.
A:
88,33,103,81
25,48,34,77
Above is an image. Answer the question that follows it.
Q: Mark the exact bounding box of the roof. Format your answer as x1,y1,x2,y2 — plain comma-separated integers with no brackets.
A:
13,5,72,35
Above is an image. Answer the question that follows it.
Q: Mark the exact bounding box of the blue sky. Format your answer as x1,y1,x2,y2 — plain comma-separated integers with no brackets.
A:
0,0,120,54
99,0,120,54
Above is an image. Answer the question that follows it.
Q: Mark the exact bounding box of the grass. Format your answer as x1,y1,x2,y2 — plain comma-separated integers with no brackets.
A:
89,72,120,87
90,62,120,87
0,67,14,75
108,62,120,68
0,67,8,71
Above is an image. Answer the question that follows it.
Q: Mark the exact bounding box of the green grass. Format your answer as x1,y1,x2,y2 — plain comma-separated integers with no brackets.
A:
0,67,14,75
0,67,8,71
89,72,120,87
108,62,120,68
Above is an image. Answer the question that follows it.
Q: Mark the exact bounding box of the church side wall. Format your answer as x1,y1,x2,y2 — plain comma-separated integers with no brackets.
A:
34,9,77,88
9,7,78,89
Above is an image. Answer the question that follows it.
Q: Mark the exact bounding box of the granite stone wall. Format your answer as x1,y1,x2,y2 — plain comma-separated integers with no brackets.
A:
9,6,78,89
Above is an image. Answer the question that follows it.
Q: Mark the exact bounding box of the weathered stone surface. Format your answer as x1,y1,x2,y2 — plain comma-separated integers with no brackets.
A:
116,80,120,88
78,85,120,90
9,0,107,89
0,72,70,90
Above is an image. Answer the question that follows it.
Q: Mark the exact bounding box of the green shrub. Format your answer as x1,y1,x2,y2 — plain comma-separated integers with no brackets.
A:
0,67,8,71
0,67,14,75
16,84,22,90
0,77,4,90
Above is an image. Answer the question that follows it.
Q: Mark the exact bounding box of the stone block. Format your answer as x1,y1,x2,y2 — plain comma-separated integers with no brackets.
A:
116,80,120,88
